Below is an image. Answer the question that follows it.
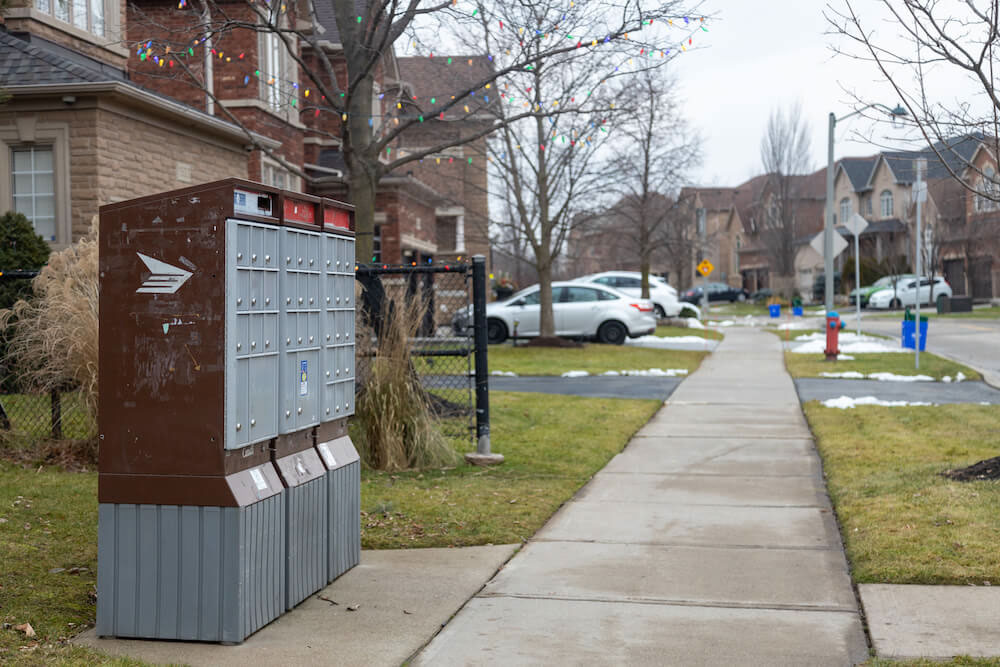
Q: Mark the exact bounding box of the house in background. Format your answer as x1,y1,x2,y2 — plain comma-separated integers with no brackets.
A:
1,0,490,267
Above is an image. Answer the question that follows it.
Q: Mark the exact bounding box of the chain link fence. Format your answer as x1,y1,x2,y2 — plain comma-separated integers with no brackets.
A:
355,263,479,442
0,273,95,449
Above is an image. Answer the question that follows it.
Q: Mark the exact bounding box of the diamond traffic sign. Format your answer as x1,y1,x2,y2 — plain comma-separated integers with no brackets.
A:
697,259,714,277
809,230,847,260
843,213,869,238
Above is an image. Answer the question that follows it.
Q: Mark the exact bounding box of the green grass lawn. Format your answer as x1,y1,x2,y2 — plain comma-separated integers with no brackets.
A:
485,344,708,376
804,402,1000,585
361,392,660,549
865,658,1000,666
785,351,980,381
0,390,662,662
654,324,723,341
703,302,769,318
0,464,146,665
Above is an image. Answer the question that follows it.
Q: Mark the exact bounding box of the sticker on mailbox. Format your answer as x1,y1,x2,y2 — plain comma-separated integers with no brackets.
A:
249,467,268,491
318,442,336,468
300,360,308,396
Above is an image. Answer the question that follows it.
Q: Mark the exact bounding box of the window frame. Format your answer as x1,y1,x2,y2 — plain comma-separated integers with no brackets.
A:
0,120,71,248
34,0,110,38
839,197,851,223
258,14,297,117
10,145,57,243
880,189,894,218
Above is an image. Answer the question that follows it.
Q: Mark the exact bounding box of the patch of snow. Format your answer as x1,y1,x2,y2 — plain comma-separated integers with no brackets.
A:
822,395,935,409
867,372,935,382
491,370,518,377
561,370,590,378
777,321,812,330
942,376,952,383
715,320,736,327
956,372,967,383
601,368,689,377
794,332,882,343
820,371,866,379
685,318,706,329
839,355,855,360
626,335,710,347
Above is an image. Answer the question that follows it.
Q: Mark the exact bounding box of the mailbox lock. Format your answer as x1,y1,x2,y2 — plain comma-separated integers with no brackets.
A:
345,332,350,339
251,341,256,349
309,297,314,304
335,296,341,304
298,297,304,304
265,340,270,348
326,371,331,377
237,343,242,351
250,419,256,427
237,252,243,260
309,258,314,266
298,257,303,265
286,297,291,305
326,259,331,266
335,333,341,340
286,256,291,264
297,407,303,415
285,410,291,418
265,254,271,263
326,408,331,415
345,366,350,374
251,298,256,305
326,334,331,341
297,337,302,344
346,297,351,304
326,297,331,304
286,338,291,345
237,297,242,305
236,423,242,431
345,401,350,409
309,336,314,342
265,297,270,305
251,254,257,262
335,368,340,376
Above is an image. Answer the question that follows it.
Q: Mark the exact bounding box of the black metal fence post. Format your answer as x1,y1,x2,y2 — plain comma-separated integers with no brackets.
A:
50,388,62,440
465,255,503,466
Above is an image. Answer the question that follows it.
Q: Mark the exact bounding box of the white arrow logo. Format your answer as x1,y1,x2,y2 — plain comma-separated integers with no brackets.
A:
136,253,193,294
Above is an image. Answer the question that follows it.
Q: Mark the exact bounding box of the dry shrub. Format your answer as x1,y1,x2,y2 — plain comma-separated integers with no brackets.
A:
354,290,458,471
0,218,99,424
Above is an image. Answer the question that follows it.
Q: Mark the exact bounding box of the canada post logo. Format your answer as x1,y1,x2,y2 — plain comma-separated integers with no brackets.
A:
135,253,193,294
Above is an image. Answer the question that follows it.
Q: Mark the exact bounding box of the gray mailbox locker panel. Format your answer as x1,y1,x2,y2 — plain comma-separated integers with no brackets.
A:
280,228,322,433
225,220,281,450
322,233,355,421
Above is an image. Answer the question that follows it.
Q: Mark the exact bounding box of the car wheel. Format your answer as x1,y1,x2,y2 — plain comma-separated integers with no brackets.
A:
597,320,627,345
654,304,666,319
890,298,901,309
486,318,508,344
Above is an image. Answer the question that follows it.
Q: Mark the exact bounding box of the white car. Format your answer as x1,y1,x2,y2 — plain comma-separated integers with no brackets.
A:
867,276,953,309
573,271,694,319
473,281,656,345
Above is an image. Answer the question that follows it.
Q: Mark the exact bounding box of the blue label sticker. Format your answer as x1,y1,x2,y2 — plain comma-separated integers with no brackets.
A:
299,360,308,396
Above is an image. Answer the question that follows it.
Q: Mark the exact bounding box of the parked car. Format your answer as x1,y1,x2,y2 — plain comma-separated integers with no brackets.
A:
812,272,842,303
573,271,685,319
680,282,749,304
750,288,773,304
453,281,656,344
848,274,916,307
867,276,952,310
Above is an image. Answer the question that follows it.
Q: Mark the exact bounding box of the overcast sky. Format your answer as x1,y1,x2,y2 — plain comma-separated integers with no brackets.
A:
679,0,922,187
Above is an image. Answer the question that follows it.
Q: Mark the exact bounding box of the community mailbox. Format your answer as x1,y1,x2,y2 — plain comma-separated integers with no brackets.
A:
96,179,358,642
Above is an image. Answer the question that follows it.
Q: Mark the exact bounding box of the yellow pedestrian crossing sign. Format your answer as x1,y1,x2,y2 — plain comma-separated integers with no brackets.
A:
697,259,714,277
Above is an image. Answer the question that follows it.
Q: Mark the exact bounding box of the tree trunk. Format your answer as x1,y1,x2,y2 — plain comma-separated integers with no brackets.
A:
349,163,378,264
345,73,377,263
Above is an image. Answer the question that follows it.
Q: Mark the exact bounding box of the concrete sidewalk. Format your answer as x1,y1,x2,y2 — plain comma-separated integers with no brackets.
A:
415,327,869,666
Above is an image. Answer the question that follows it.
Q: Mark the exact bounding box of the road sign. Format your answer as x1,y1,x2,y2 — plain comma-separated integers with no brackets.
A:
844,212,869,238
697,259,714,277
809,230,847,260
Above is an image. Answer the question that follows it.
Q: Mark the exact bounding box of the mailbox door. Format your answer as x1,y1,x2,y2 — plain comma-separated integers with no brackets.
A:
321,232,356,422
226,219,281,450
280,228,322,433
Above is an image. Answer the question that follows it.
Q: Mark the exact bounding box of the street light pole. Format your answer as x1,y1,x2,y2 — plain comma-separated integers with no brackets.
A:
824,104,908,316
824,112,836,314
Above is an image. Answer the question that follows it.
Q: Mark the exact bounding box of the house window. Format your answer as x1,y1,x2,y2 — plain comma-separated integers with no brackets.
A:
11,146,57,242
839,197,851,224
259,16,295,114
696,208,706,237
865,195,873,215
261,159,300,192
977,166,996,212
880,189,894,217
35,0,104,37
372,224,382,263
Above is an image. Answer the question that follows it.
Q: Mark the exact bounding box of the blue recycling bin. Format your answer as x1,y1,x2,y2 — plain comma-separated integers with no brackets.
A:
901,318,928,351
792,306,803,317
768,304,781,318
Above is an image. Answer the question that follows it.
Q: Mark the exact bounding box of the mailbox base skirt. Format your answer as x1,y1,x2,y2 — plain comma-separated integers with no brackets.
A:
285,477,328,610
327,460,361,582
96,495,285,643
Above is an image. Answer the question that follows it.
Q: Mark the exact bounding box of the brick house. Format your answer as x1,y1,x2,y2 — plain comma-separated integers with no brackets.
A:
1,0,490,265
678,186,745,290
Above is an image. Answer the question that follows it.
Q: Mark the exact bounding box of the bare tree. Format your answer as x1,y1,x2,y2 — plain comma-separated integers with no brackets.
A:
128,0,708,263
758,103,812,292
605,69,702,299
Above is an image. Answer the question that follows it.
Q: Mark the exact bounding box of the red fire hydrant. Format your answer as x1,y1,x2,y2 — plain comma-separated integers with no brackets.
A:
825,311,845,360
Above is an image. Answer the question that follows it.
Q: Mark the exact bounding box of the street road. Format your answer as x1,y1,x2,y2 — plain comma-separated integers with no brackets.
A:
856,316,1000,388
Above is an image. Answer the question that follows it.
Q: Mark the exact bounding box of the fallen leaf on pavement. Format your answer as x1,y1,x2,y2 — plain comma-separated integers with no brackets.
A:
317,595,339,606
346,604,360,612
403,610,412,615
14,623,35,638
